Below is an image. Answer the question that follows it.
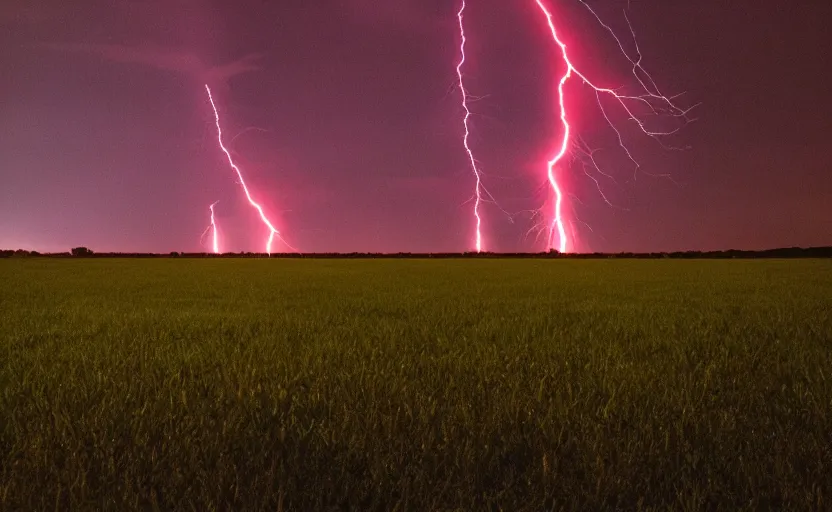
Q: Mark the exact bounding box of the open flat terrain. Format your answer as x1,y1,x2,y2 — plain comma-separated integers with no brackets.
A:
1,258,831,510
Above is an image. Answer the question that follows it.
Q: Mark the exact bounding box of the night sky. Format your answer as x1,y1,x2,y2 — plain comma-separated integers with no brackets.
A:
2,0,830,253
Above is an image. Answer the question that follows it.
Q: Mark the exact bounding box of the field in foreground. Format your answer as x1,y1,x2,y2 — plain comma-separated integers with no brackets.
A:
1,259,831,510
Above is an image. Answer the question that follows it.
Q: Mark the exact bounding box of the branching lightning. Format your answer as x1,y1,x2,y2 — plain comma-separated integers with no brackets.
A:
205,84,288,255
456,0,484,252
189,3,687,255
532,0,694,253
199,200,220,254
208,201,220,254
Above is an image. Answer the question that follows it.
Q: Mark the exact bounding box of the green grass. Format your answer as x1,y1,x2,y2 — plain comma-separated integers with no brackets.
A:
1,258,831,510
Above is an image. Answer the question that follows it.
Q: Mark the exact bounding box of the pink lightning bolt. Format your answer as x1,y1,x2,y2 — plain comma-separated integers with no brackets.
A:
456,0,484,253
209,201,220,254
199,200,220,254
533,0,692,253
534,0,571,253
205,84,287,255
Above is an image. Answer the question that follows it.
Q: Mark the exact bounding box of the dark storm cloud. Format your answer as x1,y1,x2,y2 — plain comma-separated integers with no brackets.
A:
39,42,262,85
345,0,450,31
0,1,61,25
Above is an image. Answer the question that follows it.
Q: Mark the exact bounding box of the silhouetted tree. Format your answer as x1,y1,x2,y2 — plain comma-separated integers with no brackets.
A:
71,247,94,257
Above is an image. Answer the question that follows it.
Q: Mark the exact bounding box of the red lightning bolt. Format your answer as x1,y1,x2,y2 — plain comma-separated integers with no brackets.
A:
456,0,484,253
205,84,288,255
533,0,693,253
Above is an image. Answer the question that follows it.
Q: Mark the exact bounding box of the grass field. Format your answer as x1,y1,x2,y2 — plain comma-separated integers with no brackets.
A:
1,258,831,510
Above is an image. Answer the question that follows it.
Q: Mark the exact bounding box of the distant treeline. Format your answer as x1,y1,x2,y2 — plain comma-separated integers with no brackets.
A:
2,246,831,259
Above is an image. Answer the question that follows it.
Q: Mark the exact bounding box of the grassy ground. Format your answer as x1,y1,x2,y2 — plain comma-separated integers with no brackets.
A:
1,258,831,510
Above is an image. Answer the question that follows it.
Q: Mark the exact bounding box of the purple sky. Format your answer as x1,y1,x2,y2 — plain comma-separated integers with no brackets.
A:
1,0,830,253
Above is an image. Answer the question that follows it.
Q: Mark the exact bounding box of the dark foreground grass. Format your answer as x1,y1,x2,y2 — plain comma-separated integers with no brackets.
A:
1,259,831,510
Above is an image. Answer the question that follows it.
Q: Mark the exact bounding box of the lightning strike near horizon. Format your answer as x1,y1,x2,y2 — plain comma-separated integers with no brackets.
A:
208,201,220,254
532,0,694,253
456,0,484,253
205,84,288,255
199,200,220,253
